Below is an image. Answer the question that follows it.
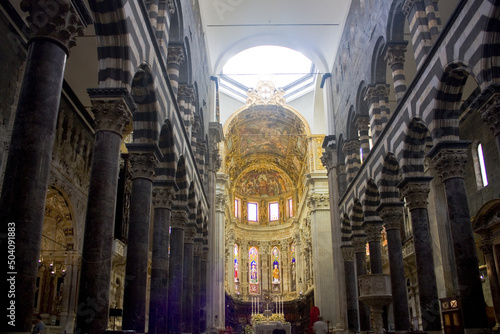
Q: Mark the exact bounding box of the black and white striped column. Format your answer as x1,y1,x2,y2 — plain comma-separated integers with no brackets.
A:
365,86,382,142
356,115,371,162
385,42,408,104
342,140,361,183
402,0,432,70
167,45,185,96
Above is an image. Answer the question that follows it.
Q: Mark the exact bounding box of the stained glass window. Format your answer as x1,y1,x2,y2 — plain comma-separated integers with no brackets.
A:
234,244,239,282
272,246,280,284
269,202,279,221
249,246,259,294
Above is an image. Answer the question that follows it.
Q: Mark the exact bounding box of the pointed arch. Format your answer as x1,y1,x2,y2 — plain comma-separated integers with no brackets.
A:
380,152,402,203
131,62,161,143
401,117,433,178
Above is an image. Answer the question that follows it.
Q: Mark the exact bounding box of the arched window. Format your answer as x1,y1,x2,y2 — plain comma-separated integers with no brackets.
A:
249,246,259,294
473,143,489,189
271,246,280,284
478,143,488,187
234,244,239,283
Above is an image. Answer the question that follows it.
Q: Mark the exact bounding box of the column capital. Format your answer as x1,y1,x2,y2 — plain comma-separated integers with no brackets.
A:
351,237,367,254
374,84,391,98
402,0,418,16
178,85,195,101
385,43,408,67
480,237,494,255
341,246,355,262
363,221,384,242
152,183,177,209
215,194,227,211
307,193,330,211
88,88,135,136
428,141,470,181
398,176,433,210
184,227,197,244
167,45,185,65
171,210,188,229
480,95,500,137
167,0,175,14
378,202,404,230
342,139,361,154
21,0,91,54
320,147,336,171
364,85,378,103
355,115,370,131
128,151,159,180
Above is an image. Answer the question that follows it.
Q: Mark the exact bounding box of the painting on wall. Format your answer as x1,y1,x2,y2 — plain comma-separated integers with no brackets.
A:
236,169,290,197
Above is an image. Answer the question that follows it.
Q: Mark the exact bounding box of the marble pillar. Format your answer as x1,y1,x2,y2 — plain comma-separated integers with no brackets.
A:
365,86,382,142
399,177,441,332
167,45,185,96
480,96,500,158
168,210,188,334
182,227,196,333
342,140,361,183
342,247,359,332
378,203,411,332
201,250,209,333
356,116,371,162
385,43,408,104
0,1,87,331
193,243,202,334
123,150,159,332
430,142,489,331
402,0,432,69
352,237,371,332
76,90,134,334
148,183,176,334
363,221,384,274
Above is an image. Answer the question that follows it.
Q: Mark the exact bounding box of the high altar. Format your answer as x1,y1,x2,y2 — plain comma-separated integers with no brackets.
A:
253,322,291,334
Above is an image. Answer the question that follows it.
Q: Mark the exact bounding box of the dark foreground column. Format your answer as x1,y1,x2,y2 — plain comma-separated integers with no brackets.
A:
0,2,88,332
182,226,196,333
76,90,134,334
342,246,359,332
430,142,488,331
149,183,176,334
193,242,202,334
378,203,411,332
363,221,384,274
122,149,159,332
399,177,441,332
167,210,188,334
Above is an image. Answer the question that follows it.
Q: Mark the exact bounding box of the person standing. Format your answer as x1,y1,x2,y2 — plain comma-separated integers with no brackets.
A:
32,315,44,334
313,316,328,334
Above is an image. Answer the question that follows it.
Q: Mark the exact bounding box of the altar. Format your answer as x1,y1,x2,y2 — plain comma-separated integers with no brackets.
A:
253,322,291,334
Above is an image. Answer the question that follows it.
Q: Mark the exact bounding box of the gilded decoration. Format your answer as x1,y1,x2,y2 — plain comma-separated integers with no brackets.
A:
236,168,291,197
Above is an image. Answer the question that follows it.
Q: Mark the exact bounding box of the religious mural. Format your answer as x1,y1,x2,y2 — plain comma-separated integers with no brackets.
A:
236,169,290,197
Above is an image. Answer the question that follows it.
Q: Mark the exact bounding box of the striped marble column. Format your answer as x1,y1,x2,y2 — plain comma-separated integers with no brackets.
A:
201,220,209,333
156,0,175,58
376,84,391,134
398,177,441,332
424,0,441,41
378,202,411,332
167,45,185,96
149,183,176,334
178,85,195,136
193,242,203,334
76,90,134,334
385,42,408,104
429,142,488,331
123,149,159,332
182,226,197,333
402,0,432,70
191,116,200,157
342,140,361,183
356,115,371,162
365,86,382,142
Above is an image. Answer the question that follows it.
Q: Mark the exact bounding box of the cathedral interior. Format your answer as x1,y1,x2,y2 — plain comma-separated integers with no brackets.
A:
1,0,500,334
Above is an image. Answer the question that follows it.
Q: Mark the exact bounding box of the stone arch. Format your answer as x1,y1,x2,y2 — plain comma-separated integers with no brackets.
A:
401,117,433,178
346,105,359,140
380,152,401,203
341,213,353,247
356,81,369,116
429,60,478,142
480,3,500,86
386,0,406,42
158,119,177,183
174,156,188,210
89,1,136,88
179,37,192,85
168,0,183,44
371,36,388,84
350,198,366,240
363,178,380,219
131,62,161,143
